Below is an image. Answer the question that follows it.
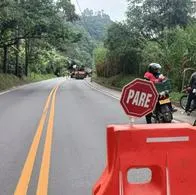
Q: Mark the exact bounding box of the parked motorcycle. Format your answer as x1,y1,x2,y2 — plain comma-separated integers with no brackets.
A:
179,86,196,126
180,85,196,111
152,90,173,123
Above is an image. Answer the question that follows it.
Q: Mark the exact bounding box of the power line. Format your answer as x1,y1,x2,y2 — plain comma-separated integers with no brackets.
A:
74,0,94,40
71,0,97,68
73,0,97,68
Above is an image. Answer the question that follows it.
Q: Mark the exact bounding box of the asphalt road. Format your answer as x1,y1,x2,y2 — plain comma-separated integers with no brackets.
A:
0,78,146,195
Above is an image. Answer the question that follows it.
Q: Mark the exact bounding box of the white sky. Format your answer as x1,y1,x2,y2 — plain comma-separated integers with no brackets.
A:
70,0,128,21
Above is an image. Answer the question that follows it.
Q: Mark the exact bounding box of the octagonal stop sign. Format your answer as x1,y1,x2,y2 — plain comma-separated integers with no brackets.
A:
120,78,159,118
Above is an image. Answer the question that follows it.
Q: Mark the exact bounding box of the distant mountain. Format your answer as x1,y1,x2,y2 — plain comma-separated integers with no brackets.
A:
76,8,113,41
66,9,113,67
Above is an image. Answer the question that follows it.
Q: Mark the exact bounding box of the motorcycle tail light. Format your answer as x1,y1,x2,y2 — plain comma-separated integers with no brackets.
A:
159,95,164,100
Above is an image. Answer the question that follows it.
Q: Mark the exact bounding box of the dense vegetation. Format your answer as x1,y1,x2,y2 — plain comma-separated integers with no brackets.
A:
67,8,113,68
0,1,112,79
0,0,80,77
3,0,194,94
94,0,196,91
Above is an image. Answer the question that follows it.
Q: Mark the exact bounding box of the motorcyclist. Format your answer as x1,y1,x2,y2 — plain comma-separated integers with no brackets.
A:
185,72,196,115
144,63,176,124
144,63,165,83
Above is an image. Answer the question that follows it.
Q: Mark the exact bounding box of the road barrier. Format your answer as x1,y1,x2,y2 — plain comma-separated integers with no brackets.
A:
93,123,196,195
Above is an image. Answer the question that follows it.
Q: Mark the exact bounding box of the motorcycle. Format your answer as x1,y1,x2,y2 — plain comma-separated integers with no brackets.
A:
179,86,196,126
180,85,196,111
152,90,173,123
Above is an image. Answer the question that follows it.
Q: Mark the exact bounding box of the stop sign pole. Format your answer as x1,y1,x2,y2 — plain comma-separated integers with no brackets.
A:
120,78,159,122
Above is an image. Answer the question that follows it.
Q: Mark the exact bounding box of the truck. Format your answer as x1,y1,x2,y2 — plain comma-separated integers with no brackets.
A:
70,67,87,79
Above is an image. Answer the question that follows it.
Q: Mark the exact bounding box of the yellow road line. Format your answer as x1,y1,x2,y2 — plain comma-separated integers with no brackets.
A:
36,85,59,195
14,86,57,195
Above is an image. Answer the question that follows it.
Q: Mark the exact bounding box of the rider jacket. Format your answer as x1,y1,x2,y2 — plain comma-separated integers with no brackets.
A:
144,71,163,83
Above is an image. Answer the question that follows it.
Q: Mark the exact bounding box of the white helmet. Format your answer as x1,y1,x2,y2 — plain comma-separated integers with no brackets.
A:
148,63,161,73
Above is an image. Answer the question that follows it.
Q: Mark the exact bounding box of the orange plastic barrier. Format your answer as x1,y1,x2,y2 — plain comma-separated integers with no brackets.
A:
92,123,196,195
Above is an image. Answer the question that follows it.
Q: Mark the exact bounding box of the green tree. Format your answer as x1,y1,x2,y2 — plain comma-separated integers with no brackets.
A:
0,0,81,77
141,25,196,90
104,22,143,76
94,46,108,77
127,0,194,37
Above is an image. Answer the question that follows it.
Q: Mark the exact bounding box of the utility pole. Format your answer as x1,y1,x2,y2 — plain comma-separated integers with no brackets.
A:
15,0,20,76
25,38,29,77
3,45,8,74
15,28,19,76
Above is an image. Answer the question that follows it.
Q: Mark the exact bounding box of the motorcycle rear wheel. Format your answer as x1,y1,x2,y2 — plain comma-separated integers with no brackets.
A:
180,95,195,110
180,95,188,110
162,112,173,123
153,104,173,123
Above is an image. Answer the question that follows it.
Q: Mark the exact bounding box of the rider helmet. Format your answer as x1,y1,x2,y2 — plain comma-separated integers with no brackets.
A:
148,63,162,74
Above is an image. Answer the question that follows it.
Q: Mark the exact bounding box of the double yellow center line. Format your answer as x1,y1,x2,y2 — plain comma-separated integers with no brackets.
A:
14,84,60,195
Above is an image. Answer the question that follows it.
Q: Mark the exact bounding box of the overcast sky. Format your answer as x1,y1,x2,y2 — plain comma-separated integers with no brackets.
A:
70,0,128,21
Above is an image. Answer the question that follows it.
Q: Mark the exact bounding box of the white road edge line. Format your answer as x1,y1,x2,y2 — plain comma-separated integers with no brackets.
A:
0,77,66,96
0,85,34,96
84,80,120,100
85,80,181,123
0,80,46,96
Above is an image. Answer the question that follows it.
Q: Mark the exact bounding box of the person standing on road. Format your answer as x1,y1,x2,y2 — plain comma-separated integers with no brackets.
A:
185,72,196,115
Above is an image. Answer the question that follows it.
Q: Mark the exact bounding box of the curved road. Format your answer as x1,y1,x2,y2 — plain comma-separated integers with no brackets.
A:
0,78,145,195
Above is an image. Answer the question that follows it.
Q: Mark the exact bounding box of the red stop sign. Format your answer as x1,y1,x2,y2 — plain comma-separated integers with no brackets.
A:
120,78,159,117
